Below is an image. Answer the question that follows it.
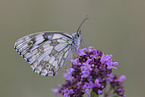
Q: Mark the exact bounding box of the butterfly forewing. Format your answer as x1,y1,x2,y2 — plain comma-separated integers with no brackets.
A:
14,31,74,76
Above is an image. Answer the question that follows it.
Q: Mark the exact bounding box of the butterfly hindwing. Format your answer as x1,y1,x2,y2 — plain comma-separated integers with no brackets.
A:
14,31,73,76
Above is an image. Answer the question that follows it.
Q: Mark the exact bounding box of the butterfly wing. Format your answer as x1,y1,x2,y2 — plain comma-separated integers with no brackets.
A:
14,31,73,76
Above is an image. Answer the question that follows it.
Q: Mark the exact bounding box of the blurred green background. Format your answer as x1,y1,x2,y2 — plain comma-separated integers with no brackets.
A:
0,0,145,97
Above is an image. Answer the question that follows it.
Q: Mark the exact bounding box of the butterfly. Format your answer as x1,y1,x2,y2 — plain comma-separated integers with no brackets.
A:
14,16,88,76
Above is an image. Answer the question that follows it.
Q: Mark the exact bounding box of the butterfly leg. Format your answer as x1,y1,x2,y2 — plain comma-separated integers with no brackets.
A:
80,39,88,48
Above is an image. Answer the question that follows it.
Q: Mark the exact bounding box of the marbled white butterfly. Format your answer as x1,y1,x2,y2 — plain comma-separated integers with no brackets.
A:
14,16,88,76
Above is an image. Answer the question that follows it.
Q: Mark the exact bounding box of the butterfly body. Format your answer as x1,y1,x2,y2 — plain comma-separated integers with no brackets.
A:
14,31,81,76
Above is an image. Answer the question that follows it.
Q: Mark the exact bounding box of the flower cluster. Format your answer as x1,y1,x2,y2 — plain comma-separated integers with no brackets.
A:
52,47,125,97
110,75,126,97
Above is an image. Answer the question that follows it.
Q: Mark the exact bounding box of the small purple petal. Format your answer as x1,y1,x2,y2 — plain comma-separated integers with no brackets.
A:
113,62,118,65
58,85,62,89
67,68,74,73
63,68,74,80
68,89,74,95
98,90,103,94
52,89,59,97
70,59,78,65
86,59,92,64
88,81,94,89
63,73,71,80
76,48,87,56
81,63,92,78
83,83,88,89
95,79,101,88
85,89,90,97
118,75,126,82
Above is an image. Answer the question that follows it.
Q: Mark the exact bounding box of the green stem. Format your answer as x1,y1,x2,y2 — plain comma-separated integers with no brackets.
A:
90,91,99,97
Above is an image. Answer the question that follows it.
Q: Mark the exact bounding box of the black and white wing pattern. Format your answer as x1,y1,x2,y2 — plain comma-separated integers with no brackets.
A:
14,31,75,76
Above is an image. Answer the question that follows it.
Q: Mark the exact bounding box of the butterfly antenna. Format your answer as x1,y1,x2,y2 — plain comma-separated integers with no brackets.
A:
77,15,89,33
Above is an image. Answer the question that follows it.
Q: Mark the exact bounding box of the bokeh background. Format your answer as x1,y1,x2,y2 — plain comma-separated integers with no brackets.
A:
0,0,145,97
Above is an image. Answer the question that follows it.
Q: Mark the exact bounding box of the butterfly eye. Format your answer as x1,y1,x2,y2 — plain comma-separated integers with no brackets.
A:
77,33,81,38
28,41,33,45
77,30,81,37
77,34,79,37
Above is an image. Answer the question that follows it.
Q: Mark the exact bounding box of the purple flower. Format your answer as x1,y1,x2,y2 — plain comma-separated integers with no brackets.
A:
98,89,103,95
64,68,74,80
52,47,125,97
75,48,87,56
94,79,101,88
101,54,118,69
110,75,126,97
118,75,126,82
52,89,59,97
81,63,92,78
